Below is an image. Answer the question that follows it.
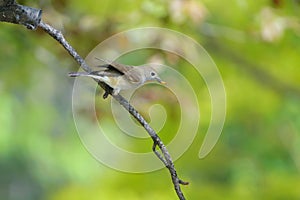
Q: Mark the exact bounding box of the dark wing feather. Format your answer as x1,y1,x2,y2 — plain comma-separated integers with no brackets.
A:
107,61,141,83
94,59,141,83
95,58,133,74
93,63,125,77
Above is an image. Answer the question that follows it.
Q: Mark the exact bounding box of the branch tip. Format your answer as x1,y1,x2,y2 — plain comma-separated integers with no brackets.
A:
179,180,189,185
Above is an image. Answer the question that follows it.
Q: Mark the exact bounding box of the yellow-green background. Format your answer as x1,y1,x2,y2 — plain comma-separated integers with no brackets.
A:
1,0,300,199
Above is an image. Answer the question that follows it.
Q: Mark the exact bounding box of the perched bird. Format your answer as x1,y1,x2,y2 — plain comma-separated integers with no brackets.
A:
68,59,165,95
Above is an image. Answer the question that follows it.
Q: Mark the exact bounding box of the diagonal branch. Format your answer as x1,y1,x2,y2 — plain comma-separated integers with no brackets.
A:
0,1,189,198
38,20,189,200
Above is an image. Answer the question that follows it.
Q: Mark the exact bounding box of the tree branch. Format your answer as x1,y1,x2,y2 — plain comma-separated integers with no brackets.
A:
38,20,188,200
0,0,41,29
0,1,188,199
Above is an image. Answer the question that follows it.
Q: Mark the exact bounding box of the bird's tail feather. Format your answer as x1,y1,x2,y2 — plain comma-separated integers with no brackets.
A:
68,72,106,81
68,72,89,77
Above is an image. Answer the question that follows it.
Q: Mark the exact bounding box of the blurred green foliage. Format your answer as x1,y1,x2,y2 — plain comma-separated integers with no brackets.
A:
1,0,300,199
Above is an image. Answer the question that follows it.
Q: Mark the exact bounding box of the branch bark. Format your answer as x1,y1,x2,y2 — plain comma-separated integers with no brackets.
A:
0,1,188,199
0,0,41,29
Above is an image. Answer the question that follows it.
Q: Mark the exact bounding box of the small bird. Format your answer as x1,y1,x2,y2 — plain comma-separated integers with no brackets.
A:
68,59,165,95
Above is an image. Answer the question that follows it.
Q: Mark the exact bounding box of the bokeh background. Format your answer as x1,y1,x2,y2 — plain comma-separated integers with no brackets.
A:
1,0,300,199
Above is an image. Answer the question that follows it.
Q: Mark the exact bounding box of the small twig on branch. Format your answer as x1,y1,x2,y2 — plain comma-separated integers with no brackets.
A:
112,93,189,197
0,1,189,198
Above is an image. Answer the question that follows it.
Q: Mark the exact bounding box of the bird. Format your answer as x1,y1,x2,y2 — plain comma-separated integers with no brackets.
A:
68,59,165,95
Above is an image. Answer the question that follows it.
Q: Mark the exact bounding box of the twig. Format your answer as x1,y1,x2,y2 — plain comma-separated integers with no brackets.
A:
0,0,188,198
112,93,189,199
38,20,188,199
38,21,189,199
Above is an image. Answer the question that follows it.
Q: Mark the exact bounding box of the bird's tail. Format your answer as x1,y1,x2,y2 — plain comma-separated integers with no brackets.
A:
68,71,105,81
68,72,89,77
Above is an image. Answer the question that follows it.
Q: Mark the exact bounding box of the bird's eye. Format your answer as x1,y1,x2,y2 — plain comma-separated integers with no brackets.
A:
150,72,156,76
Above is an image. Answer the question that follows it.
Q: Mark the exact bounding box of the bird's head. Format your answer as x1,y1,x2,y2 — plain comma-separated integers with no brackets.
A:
143,67,166,84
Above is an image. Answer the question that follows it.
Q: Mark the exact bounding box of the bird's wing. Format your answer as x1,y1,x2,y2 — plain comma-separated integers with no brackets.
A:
124,68,142,83
94,58,132,75
93,62,128,77
94,57,131,72
94,57,141,83
98,63,141,83
108,63,141,83
112,62,133,72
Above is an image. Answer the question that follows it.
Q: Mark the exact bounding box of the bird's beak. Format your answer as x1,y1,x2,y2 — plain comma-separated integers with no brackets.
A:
156,77,166,84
